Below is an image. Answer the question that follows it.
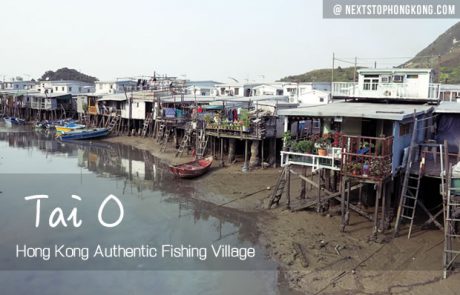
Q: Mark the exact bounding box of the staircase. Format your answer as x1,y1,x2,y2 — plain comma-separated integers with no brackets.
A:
176,123,193,158
142,113,153,137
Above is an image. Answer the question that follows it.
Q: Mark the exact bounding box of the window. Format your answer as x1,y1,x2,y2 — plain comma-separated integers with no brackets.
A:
234,88,239,95
381,76,390,83
406,74,419,79
62,87,64,91
79,87,82,92
110,84,113,89
68,87,72,92
319,97,324,102
393,75,404,83
364,79,378,90
55,87,58,91
99,84,103,89
399,123,412,136
220,88,225,95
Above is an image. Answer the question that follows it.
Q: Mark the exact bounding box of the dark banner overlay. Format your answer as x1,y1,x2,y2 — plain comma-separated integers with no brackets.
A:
0,174,275,271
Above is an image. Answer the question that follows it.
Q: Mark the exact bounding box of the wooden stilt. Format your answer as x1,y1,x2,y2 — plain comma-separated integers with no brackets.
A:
372,182,382,239
220,137,224,167
317,169,322,213
287,165,291,209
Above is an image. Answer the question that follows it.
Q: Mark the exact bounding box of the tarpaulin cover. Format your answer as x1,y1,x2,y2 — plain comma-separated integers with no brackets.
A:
436,114,460,153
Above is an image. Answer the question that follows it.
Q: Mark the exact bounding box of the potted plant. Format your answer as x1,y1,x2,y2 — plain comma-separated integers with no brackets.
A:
316,138,328,156
204,114,212,125
352,163,362,176
239,109,251,132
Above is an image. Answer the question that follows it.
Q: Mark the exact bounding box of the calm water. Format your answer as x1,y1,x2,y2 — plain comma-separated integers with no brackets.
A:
0,125,284,295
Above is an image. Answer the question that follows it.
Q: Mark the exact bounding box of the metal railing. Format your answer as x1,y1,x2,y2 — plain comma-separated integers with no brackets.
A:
332,82,441,100
281,148,342,171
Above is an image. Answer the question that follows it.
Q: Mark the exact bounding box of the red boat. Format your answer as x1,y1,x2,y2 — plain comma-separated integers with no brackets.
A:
169,156,213,178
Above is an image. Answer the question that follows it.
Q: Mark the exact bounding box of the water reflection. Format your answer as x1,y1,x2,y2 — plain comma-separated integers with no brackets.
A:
0,127,262,253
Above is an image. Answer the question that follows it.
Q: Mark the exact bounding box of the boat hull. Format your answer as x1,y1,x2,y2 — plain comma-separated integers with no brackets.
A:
3,117,24,126
58,128,110,141
169,156,213,178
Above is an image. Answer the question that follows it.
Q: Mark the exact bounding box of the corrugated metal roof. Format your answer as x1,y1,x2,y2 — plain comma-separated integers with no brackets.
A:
435,101,460,114
277,101,433,121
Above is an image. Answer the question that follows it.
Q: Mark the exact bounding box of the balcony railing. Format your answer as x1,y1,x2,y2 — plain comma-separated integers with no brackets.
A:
341,135,393,180
281,148,342,171
332,82,441,100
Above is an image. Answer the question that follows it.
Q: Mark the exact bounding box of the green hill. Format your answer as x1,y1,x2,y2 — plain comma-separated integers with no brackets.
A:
38,68,98,83
281,21,460,84
279,66,358,82
403,22,460,84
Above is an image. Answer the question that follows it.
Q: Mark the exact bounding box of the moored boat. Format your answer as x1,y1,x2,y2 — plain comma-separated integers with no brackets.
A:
57,128,110,141
55,122,86,133
169,156,213,178
3,117,25,126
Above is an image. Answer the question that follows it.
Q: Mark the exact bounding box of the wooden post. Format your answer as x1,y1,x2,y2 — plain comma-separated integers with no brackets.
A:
287,165,291,210
340,177,346,232
220,137,224,167
261,139,264,169
381,181,387,232
242,139,249,172
372,182,382,239
300,166,307,199
317,169,322,213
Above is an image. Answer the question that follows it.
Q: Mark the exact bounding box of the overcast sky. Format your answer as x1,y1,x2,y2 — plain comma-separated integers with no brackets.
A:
1,0,458,82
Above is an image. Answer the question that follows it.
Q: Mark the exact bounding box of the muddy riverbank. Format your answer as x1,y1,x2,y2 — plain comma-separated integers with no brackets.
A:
103,136,460,295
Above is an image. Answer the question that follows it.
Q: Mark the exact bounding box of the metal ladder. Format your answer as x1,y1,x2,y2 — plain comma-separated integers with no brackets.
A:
142,113,153,137
394,118,420,238
266,165,289,208
176,123,193,157
443,163,460,278
195,129,208,158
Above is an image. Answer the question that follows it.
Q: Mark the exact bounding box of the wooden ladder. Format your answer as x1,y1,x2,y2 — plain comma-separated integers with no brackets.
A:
176,123,193,158
107,114,121,133
196,129,208,158
266,165,289,208
157,123,166,143
160,126,171,152
142,113,153,137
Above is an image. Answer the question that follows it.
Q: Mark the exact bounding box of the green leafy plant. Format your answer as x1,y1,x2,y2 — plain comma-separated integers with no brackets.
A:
239,109,251,128
295,140,314,153
283,131,293,149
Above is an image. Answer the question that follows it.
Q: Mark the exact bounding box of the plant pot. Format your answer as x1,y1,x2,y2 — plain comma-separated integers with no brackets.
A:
317,148,327,156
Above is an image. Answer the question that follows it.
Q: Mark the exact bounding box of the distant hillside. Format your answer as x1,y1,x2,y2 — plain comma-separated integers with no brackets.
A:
281,21,460,84
403,21,460,84
279,66,358,82
38,68,98,83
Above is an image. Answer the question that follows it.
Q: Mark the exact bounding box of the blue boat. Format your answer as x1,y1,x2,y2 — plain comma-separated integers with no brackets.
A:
3,117,25,126
57,128,110,141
